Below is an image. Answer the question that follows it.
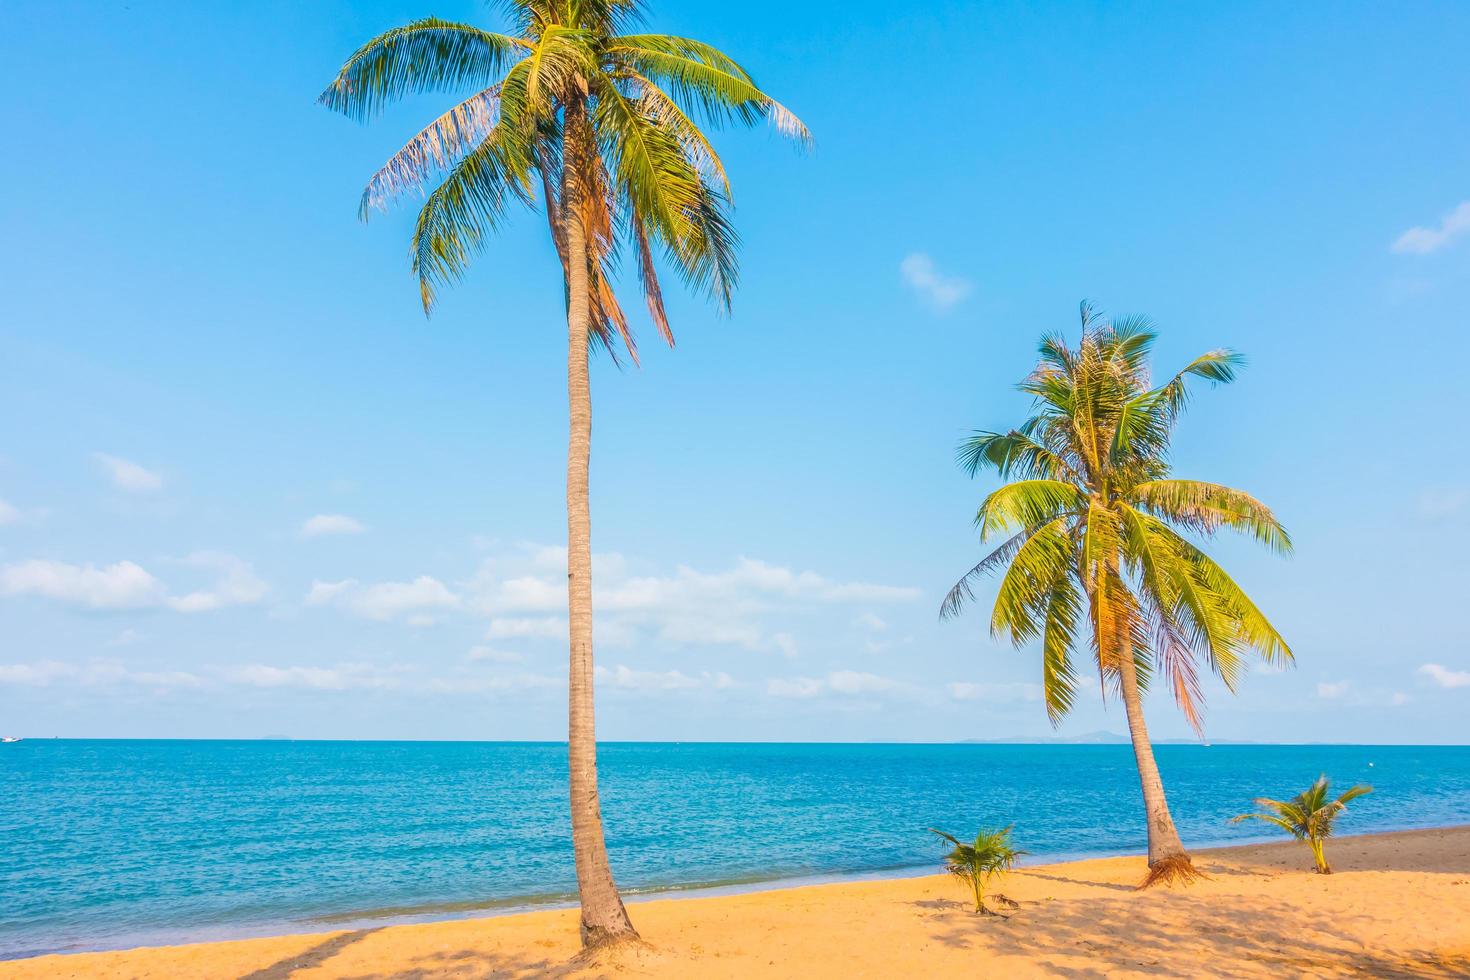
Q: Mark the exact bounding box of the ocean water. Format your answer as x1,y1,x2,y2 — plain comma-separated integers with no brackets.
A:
3,740,1468,960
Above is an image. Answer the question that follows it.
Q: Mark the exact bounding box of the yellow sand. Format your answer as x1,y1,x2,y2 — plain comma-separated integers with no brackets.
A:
9,826,1470,979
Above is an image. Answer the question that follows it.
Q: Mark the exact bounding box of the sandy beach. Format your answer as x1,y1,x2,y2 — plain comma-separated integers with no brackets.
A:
7,826,1469,979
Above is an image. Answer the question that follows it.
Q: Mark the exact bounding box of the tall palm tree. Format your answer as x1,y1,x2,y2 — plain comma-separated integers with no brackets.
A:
941,303,1292,886
321,0,807,947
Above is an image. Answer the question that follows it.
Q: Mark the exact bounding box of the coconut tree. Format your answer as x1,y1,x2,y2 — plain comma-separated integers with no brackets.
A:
321,1,807,947
941,303,1293,886
1232,775,1372,873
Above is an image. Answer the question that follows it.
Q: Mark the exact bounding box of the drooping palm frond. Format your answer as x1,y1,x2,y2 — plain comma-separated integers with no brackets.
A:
320,20,527,120
1128,480,1291,554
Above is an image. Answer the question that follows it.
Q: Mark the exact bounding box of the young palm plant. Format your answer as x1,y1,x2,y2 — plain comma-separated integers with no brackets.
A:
321,1,807,948
941,303,1293,887
930,826,1027,914
1232,775,1372,874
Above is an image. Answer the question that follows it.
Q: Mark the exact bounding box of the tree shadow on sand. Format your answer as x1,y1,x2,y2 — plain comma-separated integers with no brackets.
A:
915,890,1470,978
238,928,383,980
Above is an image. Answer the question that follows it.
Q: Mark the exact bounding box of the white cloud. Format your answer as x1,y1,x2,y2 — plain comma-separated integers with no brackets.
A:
306,576,459,622
1317,680,1350,699
947,681,1044,703
0,497,20,525
486,616,567,640
1390,692,1411,707
0,659,204,689
465,550,918,658
165,552,268,612
1418,663,1470,689
92,453,163,492
466,646,526,664
827,669,902,695
767,669,911,699
1392,201,1470,255
0,554,266,613
1417,487,1469,521
854,612,888,633
300,514,366,538
0,657,563,699
766,676,826,699
900,252,973,311
0,559,166,609
222,662,405,691
596,664,733,694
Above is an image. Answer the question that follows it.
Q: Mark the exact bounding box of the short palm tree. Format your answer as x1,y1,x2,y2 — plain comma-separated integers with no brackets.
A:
321,1,807,947
930,825,1026,914
941,303,1293,887
1232,775,1372,873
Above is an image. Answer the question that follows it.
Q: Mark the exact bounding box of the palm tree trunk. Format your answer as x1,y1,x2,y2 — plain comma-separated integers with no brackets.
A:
562,97,637,948
1117,654,1199,887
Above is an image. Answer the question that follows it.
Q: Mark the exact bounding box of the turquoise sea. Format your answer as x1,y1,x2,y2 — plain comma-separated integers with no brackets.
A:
3,740,1468,960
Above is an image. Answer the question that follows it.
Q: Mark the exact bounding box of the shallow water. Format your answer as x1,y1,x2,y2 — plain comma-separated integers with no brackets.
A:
3,740,1467,959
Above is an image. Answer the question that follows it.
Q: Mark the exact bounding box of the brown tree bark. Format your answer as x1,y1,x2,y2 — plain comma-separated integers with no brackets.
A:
1116,653,1200,887
561,97,638,947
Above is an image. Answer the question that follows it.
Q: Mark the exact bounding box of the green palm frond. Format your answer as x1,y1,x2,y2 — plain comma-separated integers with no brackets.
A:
1129,480,1292,554
975,480,1086,540
958,430,1074,481
990,517,1075,647
411,122,536,312
607,35,811,144
320,20,527,120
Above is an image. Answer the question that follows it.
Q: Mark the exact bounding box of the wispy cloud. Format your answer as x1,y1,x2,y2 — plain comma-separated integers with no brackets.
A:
1418,663,1470,689
465,548,919,657
300,514,366,538
1392,201,1470,255
0,497,20,525
0,559,166,609
165,552,269,612
221,662,405,691
306,575,459,623
596,664,736,694
1316,680,1350,700
0,659,205,689
767,669,911,700
899,252,972,311
0,554,267,613
947,681,1044,703
0,657,560,698
1417,487,1469,521
92,453,163,493
486,616,566,640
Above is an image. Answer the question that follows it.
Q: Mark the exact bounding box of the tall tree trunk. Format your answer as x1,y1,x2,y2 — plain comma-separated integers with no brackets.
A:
1116,654,1200,887
562,98,638,948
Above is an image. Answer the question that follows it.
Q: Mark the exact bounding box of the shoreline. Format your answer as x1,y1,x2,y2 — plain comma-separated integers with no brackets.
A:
13,819,1460,962
8,825,1470,978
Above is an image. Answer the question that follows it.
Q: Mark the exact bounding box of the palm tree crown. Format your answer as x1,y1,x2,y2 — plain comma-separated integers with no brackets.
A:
320,0,808,351
942,303,1293,733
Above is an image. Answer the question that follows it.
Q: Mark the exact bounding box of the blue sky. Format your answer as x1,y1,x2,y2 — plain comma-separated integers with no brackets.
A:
2,0,1468,742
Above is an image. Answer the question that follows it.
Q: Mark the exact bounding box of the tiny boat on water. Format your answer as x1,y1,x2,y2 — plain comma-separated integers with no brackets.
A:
1,736,21,743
